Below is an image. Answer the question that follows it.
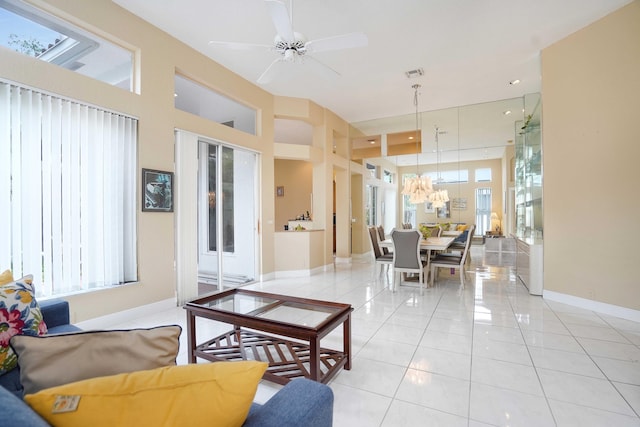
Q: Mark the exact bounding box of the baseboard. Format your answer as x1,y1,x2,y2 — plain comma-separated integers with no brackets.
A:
274,265,327,278
334,256,352,264
259,271,276,282
75,298,177,330
544,290,640,323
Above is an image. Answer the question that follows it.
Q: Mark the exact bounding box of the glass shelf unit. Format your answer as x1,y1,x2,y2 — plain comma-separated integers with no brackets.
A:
515,93,542,239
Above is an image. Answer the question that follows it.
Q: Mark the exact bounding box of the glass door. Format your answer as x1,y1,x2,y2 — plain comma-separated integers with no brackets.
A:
197,141,257,292
475,188,492,235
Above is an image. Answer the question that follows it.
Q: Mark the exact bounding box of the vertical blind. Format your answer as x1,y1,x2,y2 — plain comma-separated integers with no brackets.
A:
0,81,137,297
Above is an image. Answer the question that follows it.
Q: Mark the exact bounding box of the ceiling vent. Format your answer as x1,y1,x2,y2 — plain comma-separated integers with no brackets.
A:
405,68,424,79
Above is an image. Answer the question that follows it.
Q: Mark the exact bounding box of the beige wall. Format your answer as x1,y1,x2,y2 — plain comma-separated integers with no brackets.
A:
542,1,640,310
274,160,313,229
0,0,350,321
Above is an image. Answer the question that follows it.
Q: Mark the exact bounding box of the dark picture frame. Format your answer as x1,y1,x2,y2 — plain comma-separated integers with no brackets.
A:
142,169,173,212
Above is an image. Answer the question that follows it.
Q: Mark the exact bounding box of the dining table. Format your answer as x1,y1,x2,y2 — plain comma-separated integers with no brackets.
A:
379,235,456,285
379,236,455,252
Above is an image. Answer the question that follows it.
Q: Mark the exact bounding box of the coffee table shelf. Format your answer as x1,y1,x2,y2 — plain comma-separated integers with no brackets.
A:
194,329,347,385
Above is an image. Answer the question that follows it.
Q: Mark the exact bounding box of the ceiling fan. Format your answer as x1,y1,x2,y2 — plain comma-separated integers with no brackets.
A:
208,0,368,84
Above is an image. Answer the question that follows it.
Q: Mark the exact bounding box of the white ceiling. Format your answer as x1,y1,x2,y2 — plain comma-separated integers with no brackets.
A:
114,0,630,161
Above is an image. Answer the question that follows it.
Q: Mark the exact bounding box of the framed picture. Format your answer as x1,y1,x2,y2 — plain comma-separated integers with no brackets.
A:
451,197,467,210
437,201,451,219
276,186,285,197
424,201,435,213
142,169,173,212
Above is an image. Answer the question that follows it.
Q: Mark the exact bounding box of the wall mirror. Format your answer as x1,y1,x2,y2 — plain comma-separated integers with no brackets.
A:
352,96,528,236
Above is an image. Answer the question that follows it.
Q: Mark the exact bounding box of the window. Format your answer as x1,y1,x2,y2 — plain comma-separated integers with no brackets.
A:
0,0,134,91
365,163,377,179
426,169,468,184
383,169,393,184
475,188,492,235
174,75,256,135
0,81,138,297
401,173,417,227
475,168,492,182
402,194,416,227
365,185,378,226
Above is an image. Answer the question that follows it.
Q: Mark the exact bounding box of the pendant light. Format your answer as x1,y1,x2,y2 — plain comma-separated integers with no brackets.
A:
428,125,449,208
401,84,433,204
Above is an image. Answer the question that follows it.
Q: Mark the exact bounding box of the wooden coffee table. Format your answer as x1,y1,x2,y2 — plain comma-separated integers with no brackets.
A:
184,289,353,385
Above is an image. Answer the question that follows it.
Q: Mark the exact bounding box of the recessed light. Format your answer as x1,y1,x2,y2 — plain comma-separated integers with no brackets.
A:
509,79,520,85
368,139,375,145
408,136,414,140
503,110,512,115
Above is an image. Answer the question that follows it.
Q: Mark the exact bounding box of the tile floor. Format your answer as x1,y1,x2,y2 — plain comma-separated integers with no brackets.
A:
101,246,640,426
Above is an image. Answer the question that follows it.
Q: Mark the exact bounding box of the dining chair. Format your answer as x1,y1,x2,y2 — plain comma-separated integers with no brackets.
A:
377,225,391,255
369,227,393,275
447,224,474,264
429,225,475,288
390,228,428,292
402,223,412,229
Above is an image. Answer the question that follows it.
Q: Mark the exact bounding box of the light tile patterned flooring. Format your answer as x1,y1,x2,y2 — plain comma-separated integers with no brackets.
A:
102,247,640,426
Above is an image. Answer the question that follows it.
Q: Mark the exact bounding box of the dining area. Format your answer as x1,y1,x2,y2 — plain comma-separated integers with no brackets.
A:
369,223,476,292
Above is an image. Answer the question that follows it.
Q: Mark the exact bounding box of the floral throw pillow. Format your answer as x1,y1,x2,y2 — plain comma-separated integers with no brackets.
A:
0,275,48,375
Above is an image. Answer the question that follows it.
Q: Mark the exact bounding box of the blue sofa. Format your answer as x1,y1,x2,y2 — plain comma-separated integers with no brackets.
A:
0,299,334,427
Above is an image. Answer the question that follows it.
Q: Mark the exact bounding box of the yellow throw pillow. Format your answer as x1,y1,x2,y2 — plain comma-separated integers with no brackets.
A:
457,224,468,231
25,361,268,427
0,269,13,285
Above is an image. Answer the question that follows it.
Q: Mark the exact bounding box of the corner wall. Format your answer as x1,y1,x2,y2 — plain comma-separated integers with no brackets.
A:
541,1,640,311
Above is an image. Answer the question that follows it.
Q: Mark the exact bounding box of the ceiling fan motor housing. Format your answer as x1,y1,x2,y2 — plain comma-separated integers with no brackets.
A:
274,32,307,56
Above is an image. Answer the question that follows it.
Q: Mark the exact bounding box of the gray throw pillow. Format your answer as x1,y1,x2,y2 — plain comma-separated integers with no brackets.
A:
10,325,181,395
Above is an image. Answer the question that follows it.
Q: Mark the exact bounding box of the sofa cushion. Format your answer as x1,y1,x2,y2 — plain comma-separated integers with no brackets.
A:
0,383,50,427
25,361,268,427
0,269,14,285
0,275,48,376
10,325,181,395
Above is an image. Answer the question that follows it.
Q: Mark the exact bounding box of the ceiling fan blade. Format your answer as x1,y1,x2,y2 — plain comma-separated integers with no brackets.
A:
305,32,368,53
302,55,340,81
265,0,294,43
257,57,286,84
208,41,272,51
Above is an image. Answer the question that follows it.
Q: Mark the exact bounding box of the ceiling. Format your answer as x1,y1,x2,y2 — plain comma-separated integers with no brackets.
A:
113,0,630,160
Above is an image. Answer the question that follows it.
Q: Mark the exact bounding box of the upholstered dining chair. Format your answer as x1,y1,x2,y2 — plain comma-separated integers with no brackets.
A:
447,225,473,264
429,225,475,288
369,226,393,275
377,225,391,255
390,228,428,293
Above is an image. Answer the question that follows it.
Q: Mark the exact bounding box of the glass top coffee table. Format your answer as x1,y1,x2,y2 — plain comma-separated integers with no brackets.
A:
184,288,353,385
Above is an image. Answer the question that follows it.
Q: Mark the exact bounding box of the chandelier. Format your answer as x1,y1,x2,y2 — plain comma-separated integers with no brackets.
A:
401,84,433,204
428,125,449,208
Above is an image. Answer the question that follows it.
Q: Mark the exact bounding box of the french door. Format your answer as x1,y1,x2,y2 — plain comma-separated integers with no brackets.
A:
475,188,492,235
197,140,258,290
